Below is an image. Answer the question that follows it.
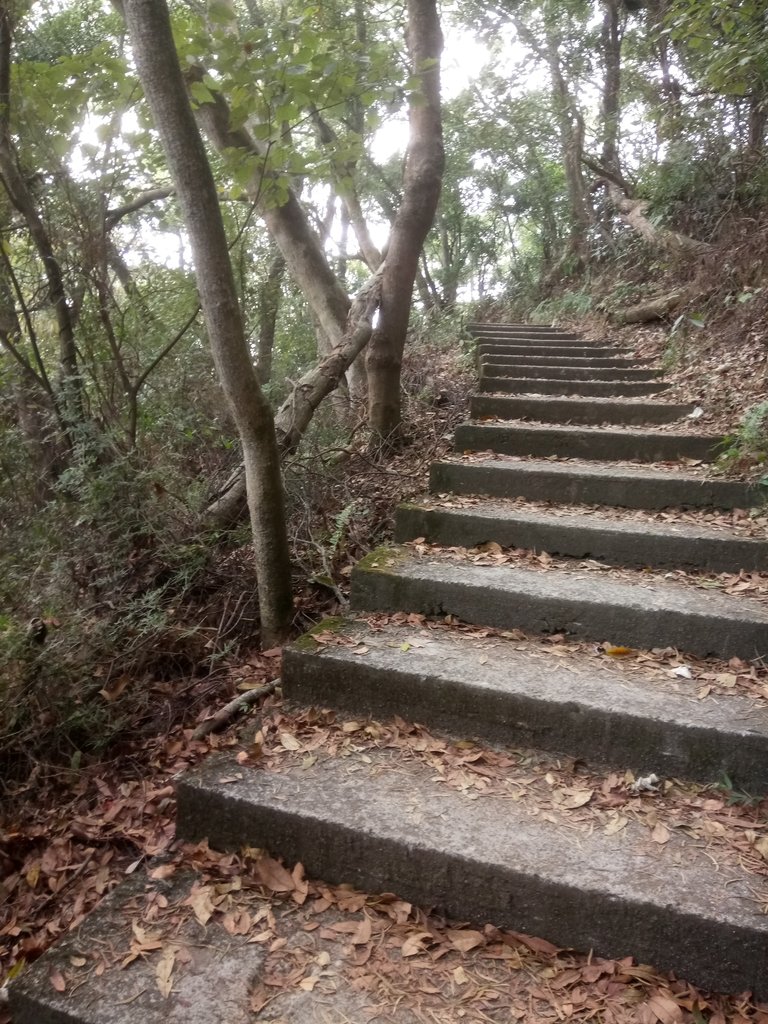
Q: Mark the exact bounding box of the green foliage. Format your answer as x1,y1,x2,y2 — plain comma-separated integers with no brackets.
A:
666,0,768,99
530,288,593,322
717,400,768,477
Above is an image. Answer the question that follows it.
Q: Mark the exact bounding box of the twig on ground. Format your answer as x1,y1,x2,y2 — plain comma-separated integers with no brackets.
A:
191,679,279,740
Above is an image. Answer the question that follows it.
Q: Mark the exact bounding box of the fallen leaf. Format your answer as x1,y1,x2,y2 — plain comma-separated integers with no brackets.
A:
257,856,295,893
754,836,768,861
446,928,485,952
149,864,177,881
553,787,594,809
49,969,66,993
453,965,470,985
604,645,634,657
351,914,372,945
647,992,684,1023
651,823,671,845
401,931,432,957
604,815,629,836
279,732,301,751
156,946,176,998
186,886,215,925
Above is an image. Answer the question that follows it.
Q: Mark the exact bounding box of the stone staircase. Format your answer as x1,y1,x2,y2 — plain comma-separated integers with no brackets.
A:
11,323,768,1021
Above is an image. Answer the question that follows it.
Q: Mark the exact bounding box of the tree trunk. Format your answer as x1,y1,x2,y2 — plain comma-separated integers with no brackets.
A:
123,0,293,646
256,247,285,385
600,0,623,178
605,182,712,257
366,0,444,441
514,14,591,270
615,290,685,324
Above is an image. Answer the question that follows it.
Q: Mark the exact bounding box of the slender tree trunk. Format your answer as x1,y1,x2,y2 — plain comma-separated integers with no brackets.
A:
256,248,285,385
514,15,591,270
600,0,623,177
123,0,293,645
366,0,444,441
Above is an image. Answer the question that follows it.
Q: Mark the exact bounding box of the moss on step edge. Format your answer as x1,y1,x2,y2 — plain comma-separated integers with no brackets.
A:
291,616,352,652
353,545,408,573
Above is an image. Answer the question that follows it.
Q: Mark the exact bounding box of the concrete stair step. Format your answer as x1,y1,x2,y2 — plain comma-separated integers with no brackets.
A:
9,866,464,1024
467,321,558,330
473,332,587,344
478,352,651,368
430,457,764,510
470,394,694,425
454,422,722,463
481,363,661,382
283,619,768,790
351,547,768,660
477,343,626,358
479,377,670,397
469,326,583,340
174,740,768,998
395,500,768,573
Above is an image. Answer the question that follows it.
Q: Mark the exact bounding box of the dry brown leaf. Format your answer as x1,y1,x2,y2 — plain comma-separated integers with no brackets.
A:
279,732,301,751
651,823,671,845
446,928,485,952
148,863,177,881
554,787,594,809
401,931,432,957
186,886,215,926
155,946,176,998
257,856,296,893
351,914,372,946
647,992,684,1023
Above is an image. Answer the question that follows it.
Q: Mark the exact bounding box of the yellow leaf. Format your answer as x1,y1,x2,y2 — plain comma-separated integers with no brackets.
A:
754,836,768,861
604,644,634,657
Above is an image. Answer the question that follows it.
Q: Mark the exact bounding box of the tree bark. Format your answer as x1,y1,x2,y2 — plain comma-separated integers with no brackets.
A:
366,0,444,440
604,182,712,257
513,15,591,270
256,247,285,385
123,0,293,646
599,0,623,178
615,290,685,324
